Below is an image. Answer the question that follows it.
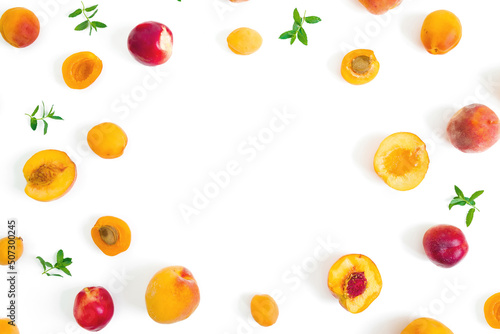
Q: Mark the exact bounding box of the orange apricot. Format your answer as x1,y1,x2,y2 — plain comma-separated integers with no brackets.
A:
421,10,461,55
0,237,23,265
91,216,131,256
373,132,429,191
328,254,382,314
62,51,103,89
251,294,279,327
87,122,128,159
358,0,402,15
401,318,453,334
23,149,77,201
341,49,379,85
0,319,19,334
0,7,40,48
227,28,262,55
485,293,500,329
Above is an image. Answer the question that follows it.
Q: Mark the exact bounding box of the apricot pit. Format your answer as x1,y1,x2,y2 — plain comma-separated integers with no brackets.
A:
91,216,131,256
341,49,379,85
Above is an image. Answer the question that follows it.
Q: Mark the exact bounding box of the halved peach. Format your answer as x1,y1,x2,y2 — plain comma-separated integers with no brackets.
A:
373,132,429,191
23,149,76,201
327,254,382,314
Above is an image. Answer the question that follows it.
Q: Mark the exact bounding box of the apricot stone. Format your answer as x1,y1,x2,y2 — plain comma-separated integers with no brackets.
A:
0,7,40,48
251,294,279,327
91,216,131,256
358,0,402,15
401,318,453,334
341,49,380,85
447,104,500,153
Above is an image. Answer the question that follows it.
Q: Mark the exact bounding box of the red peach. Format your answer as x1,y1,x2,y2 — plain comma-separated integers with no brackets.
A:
128,21,173,66
423,225,468,268
358,0,402,15
73,286,114,332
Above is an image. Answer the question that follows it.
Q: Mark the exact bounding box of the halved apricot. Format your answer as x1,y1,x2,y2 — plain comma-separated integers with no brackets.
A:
341,49,379,85
0,237,23,265
23,149,77,201
87,122,128,159
421,10,462,55
327,254,382,314
62,51,103,89
91,216,131,256
373,132,429,191
401,317,453,334
251,294,279,327
485,293,500,329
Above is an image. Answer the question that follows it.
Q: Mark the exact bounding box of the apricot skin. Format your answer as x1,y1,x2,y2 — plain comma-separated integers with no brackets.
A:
401,318,453,334
87,123,128,159
0,7,40,48
251,294,279,327
358,0,402,15
421,10,461,55
485,293,500,329
0,318,19,334
227,28,262,55
0,237,23,265
447,104,500,153
62,51,103,89
341,49,379,85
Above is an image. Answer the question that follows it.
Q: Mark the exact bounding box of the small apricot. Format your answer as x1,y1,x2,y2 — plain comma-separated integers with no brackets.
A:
341,49,379,85
87,122,128,159
401,317,453,334
373,132,429,191
227,28,262,55
0,319,19,334
251,294,279,327
358,0,402,15
91,216,131,256
421,10,461,55
484,293,500,329
0,237,23,265
23,149,77,201
62,51,103,89
0,7,40,48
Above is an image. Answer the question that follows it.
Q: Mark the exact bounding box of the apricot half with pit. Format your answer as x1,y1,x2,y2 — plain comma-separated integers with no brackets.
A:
23,149,77,201
327,254,382,314
341,49,379,85
373,132,429,191
401,317,453,334
91,216,131,256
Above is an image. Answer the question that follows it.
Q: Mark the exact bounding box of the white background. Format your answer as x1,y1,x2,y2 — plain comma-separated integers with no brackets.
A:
1,0,500,333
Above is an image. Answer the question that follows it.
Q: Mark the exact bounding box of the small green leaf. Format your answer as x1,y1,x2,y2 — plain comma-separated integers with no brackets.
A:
92,21,107,28
305,16,321,24
43,120,48,135
69,8,82,17
85,4,98,11
292,22,300,32
75,21,89,31
297,27,308,45
48,273,63,277
57,250,64,264
30,118,38,131
470,190,484,201
62,258,72,266
88,9,98,19
449,198,467,210
290,34,296,45
60,267,72,276
279,31,295,39
36,257,47,271
45,262,53,268
454,185,465,199
293,8,302,25
31,105,39,117
466,208,475,227
49,115,63,120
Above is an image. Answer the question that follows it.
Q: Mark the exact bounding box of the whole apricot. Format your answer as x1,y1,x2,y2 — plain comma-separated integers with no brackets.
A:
421,10,461,55
251,294,279,327
484,293,500,329
447,104,500,153
0,319,19,334
341,49,379,85
62,51,103,89
145,266,200,324
0,7,40,48
401,318,453,334
0,237,23,265
358,0,402,15
227,28,262,55
87,123,128,159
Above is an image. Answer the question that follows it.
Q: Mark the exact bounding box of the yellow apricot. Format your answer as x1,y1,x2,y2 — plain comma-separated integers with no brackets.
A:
227,28,262,55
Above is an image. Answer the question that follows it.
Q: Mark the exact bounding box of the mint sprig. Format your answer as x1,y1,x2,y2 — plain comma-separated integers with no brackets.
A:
449,185,483,227
69,2,107,36
279,8,321,46
37,250,73,277
25,102,63,135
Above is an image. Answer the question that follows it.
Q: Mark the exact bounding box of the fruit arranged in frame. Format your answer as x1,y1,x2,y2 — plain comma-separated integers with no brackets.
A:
251,294,279,327
128,21,173,66
358,0,402,15
23,149,77,201
74,286,114,332
0,7,40,48
423,225,468,268
327,254,382,314
447,104,500,153
227,28,262,55
484,293,500,329
87,122,128,159
145,266,200,324
0,237,23,265
373,132,429,191
91,216,131,256
341,49,379,85
421,10,462,55
401,317,453,334
62,51,103,89
0,318,19,334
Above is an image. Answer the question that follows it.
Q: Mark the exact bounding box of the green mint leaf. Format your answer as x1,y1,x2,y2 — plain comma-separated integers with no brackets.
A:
69,8,82,17
304,16,321,24
448,198,467,210
88,9,98,19
49,115,63,120
293,8,302,25
75,21,89,31
85,4,98,11
36,257,47,271
298,27,308,45
60,267,72,276
48,273,63,277
30,118,38,131
62,258,72,266
454,185,465,199
469,190,484,201
43,120,48,135
292,22,300,31
92,21,107,28
290,34,296,45
45,262,54,268
57,250,64,264
466,208,475,227
31,105,39,117
279,31,295,39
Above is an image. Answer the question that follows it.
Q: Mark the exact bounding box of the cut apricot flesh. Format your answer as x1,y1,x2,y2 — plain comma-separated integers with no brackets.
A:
327,254,382,314
373,132,429,191
91,216,131,256
23,149,77,201
62,51,103,89
485,293,500,329
341,49,379,85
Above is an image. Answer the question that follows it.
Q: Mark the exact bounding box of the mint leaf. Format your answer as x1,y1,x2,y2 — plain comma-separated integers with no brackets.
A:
305,16,321,24
466,208,475,227
279,31,295,39
293,8,301,25
469,190,484,201
92,21,107,28
88,9,98,19
30,118,37,131
290,34,296,45
43,120,48,135
57,250,64,264
31,105,39,117
85,4,98,11
448,198,466,210
75,21,89,31
454,185,465,199
297,27,307,45
69,8,82,17
36,257,47,271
